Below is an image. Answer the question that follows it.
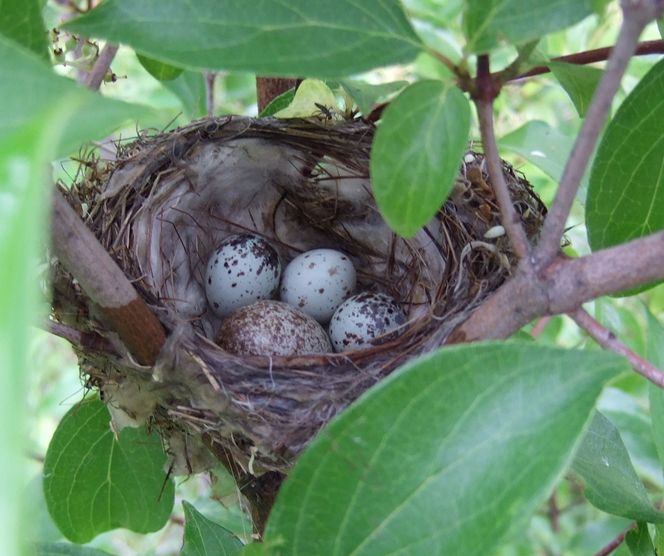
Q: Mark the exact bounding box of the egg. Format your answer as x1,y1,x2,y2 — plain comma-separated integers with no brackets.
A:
205,234,280,317
217,300,331,356
328,292,406,352
280,249,356,323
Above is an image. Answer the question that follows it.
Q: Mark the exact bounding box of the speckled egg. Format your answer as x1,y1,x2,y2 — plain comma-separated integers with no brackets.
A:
328,292,406,352
280,249,356,323
217,300,332,356
205,234,281,317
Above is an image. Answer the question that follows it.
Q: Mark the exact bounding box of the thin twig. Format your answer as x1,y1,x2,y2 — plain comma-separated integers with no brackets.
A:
205,72,216,117
548,493,560,533
85,43,118,91
474,56,531,261
571,308,664,387
593,526,633,556
42,319,117,354
531,316,552,337
508,39,664,81
535,2,657,266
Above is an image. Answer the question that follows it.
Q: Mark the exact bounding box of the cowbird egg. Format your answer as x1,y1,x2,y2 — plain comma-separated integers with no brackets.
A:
280,249,356,323
205,234,280,317
218,300,331,356
328,292,406,353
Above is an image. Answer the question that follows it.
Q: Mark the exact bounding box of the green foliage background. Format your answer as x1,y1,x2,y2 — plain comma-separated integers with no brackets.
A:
1,1,664,555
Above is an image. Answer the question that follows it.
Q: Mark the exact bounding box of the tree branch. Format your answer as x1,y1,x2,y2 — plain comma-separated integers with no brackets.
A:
50,190,166,365
474,56,531,261
43,319,117,355
508,39,664,81
205,72,216,117
571,308,664,387
534,1,659,266
449,230,664,343
593,527,632,556
85,43,118,91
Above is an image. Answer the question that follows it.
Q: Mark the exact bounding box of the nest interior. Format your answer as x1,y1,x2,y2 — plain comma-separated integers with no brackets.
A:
52,116,546,475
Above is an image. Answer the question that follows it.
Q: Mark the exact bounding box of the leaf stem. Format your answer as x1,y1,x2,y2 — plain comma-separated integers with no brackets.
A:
534,2,657,266
571,308,664,387
593,526,633,556
474,55,531,261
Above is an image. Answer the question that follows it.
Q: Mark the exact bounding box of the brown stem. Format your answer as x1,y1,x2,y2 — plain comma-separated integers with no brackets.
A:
530,317,552,337
508,39,664,81
535,2,658,266
594,525,634,556
256,77,300,113
571,308,664,387
474,57,531,261
43,319,117,355
201,434,284,538
50,190,166,365
205,72,216,117
449,230,664,343
85,43,118,91
548,493,560,533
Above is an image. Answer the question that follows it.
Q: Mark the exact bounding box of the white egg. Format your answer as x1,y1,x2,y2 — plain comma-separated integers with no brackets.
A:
217,300,331,356
328,292,406,352
205,234,281,317
280,249,356,323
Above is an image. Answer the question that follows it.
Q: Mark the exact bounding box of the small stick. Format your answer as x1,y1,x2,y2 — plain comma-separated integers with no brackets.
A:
508,39,664,82
85,43,118,91
474,56,531,261
205,72,216,117
571,307,664,388
593,528,631,556
535,2,658,266
42,319,117,354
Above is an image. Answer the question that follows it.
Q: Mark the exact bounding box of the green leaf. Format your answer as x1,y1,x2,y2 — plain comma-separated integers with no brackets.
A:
274,79,338,118
626,523,656,556
549,61,603,117
0,0,49,58
264,342,623,556
136,53,184,81
64,0,422,78
498,120,590,192
259,88,297,118
43,397,175,544
0,35,152,157
370,80,470,237
182,501,244,556
658,19,663,40
0,102,75,556
34,542,111,556
572,411,664,522
162,70,207,119
587,58,664,288
463,0,594,53
337,79,408,116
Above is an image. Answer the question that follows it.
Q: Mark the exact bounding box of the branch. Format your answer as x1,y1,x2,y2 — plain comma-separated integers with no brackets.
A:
474,56,531,261
535,1,659,266
85,43,118,91
50,190,166,365
449,230,664,342
205,72,216,117
43,319,117,355
593,527,632,556
508,39,664,81
571,308,664,387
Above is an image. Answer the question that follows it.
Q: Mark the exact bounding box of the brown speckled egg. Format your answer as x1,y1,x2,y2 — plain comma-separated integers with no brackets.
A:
328,292,406,352
217,300,332,356
205,234,281,317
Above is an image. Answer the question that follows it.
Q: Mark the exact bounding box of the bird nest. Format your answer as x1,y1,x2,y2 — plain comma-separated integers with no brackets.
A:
51,116,546,475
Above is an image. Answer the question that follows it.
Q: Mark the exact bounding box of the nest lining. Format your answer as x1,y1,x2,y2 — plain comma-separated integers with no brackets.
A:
52,116,546,474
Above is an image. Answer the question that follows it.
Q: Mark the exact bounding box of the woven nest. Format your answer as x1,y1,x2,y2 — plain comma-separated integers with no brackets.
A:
51,116,546,475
